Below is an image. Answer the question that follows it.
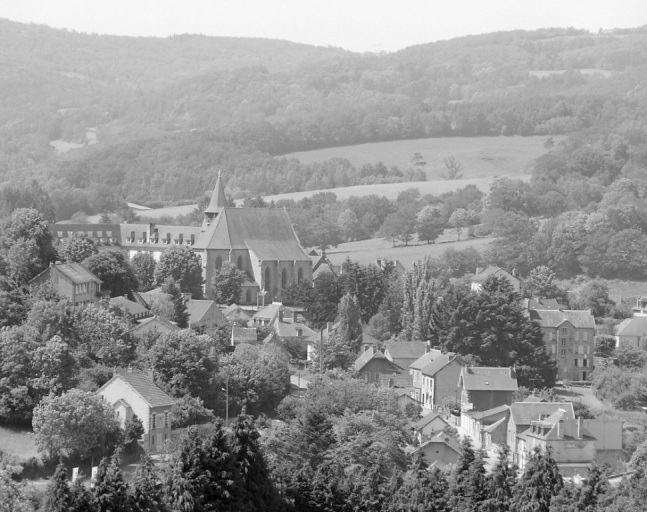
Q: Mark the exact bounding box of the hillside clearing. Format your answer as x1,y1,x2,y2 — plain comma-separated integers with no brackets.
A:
281,135,550,180
0,425,39,461
323,233,494,269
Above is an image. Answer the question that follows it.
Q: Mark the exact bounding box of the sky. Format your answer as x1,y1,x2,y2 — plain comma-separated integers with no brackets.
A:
2,0,646,53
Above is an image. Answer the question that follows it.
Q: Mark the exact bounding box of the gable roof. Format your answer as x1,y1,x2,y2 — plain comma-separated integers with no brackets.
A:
31,262,102,286
524,298,561,311
484,416,508,433
354,348,403,373
616,316,647,337
424,432,462,454
471,266,518,284
132,315,178,333
460,366,518,391
385,342,428,361
194,207,310,261
185,299,223,324
415,412,450,430
98,370,176,408
510,401,574,427
528,309,595,329
422,353,465,377
409,349,443,370
253,302,283,323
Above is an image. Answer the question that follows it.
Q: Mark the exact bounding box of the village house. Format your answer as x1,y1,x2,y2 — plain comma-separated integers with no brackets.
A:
109,295,152,322
461,404,510,445
49,172,313,304
412,432,462,469
384,341,428,372
615,315,647,349
419,353,467,412
131,316,179,338
185,298,227,329
222,303,252,325
470,266,520,293
527,308,595,381
459,366,518,418
408,349,442,403
414,412,452,444
29,262,102,306
97,369,176,451
354,347,403,386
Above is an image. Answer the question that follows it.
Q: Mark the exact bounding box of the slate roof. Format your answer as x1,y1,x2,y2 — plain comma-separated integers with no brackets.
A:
275,319,317,338
222,304,252,322
484,416,508,433
110,296,149,317
194,207,310,261
253,303,283,323
471,266,518,284
524,298,561,310
354,348,403,373
528,309,595,329
460,367,518,391
415,412,450,430
409,349,443,370
424,432,462,454
385,342,428,361
616,316,647,337
132,315,178,333
98,370,176,408
232,326,258,343
510,402,574,427
466,404,510,421
422,353,465,377
205,172,227,213
185,299,222,324
32,262,102,285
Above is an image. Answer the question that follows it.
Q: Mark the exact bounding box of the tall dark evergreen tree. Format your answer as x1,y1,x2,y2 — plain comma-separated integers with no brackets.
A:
130,453,167,512
91,455,132,512
43,464,72,512
483,447,515,512
448,437,477,510
201,423,241,511
510,447,563,512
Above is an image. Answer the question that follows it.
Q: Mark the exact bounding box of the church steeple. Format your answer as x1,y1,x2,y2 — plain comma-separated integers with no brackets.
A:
204,171,227,226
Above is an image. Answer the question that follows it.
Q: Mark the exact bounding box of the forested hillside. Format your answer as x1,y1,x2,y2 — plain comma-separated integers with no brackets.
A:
1,20,647,217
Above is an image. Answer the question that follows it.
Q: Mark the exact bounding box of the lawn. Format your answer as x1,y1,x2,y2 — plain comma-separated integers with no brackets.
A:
282,135,551,181
324,231,494,269
0,424,39,461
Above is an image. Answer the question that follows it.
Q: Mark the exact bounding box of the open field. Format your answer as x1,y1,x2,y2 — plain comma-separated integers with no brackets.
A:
324,232,494,269
0,425,39,460
138,175,525,220
282,135,550,180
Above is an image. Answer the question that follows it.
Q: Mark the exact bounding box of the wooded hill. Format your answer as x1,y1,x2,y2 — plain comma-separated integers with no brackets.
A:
1,20,647,211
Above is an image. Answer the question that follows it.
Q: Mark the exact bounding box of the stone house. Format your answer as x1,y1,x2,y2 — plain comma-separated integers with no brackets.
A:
97,369,176,451
527,309,595,381
615,316,647,349
459,366,518,414
420,353,466,412
413,433,462,468
29,262,102,306
414,412,452,443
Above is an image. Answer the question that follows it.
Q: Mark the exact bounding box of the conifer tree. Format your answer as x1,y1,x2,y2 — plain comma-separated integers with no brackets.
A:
412,279,435,341
131,453,167,512
165,280,189,328
43,464,72,512
91,455,132,512
69,477,93,512
230,415,280,511
510,447,563,512
335,293,362,352
164,427,204,512
201,423,241,511
385,454,449,512
575,463,609,511
483,447,515,512
448,436,477,510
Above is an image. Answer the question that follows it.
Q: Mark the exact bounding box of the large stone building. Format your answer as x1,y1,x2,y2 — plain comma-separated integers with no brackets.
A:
50,173,313,305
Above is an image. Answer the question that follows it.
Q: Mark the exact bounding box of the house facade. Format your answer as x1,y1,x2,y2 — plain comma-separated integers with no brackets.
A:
97,369,176,451
413,433,462,468
384,342,428,372
354,348,403,386
420,353,466,412
527,309,595,381
29,262,102,306
459,366,518,413
615,316,647,349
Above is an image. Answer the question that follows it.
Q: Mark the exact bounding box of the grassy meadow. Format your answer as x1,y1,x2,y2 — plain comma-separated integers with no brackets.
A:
281,135,550,181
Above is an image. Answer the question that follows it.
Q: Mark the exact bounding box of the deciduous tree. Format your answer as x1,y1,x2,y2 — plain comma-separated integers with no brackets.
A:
154,245,203,299
212,262,247,305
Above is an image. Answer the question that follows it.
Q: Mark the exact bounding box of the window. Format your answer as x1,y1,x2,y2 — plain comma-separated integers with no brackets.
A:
560,346,566,357
582,358,588,367
164,412,169,427
550,332,556,341
561,328,567,336
264,267,271,290
574,359,579,367
215,256,222,270
152,414,157,429
578,331,583,341
245,289,251,303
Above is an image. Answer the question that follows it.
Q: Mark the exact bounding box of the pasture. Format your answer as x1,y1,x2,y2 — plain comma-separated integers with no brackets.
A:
0,424,39,460
324,232,494,269
282,135,550,181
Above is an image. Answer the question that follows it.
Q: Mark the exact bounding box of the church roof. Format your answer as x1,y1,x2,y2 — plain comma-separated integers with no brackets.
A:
205,171,227,213
195,207,310,261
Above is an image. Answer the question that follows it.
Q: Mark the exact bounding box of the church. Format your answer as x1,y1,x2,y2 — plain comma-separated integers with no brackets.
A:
49,173,313,305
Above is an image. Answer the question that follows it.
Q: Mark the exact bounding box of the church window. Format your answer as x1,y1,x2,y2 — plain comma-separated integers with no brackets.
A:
237,256,243,269
245,289,251,303
297,267,303,284
281,268,287,288
265,267,271,290
215,256,222,270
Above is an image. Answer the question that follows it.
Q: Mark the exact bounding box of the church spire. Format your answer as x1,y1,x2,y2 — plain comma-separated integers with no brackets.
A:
205,170,227,214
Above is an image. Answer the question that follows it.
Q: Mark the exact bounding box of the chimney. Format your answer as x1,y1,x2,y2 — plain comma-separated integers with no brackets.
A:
293,310,298,322
278,309,284,322
147,368,154,381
